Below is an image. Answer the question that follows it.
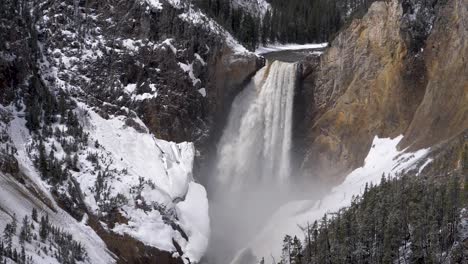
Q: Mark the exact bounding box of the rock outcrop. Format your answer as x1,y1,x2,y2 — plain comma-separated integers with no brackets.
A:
300,0,467,184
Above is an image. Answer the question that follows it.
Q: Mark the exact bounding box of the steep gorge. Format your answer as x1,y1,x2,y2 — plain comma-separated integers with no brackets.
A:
216,0,468,260
0,0,466,262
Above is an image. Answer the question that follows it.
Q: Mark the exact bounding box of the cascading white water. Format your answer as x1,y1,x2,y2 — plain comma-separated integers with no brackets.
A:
208,60,298,263
216,60,297,191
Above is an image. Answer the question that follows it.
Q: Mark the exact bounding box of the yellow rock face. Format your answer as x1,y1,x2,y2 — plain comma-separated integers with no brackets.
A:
400,0,468,150
301,0,468,185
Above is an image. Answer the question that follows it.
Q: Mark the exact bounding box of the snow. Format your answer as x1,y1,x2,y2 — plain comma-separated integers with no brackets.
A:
176,7,249,55
133,92,158,101
165,0,184,9
73,103,209,262
8,109,56,207
113,209,177,252
124,83,137,93
145,0,163,10
0,174,114,264
235,135,431,263
3,102,208,262
0,106,114,264
142,0,253,58
417,158,433,175
255,43,329,55
133,83,159,101
77,103,194,201
194,53,206,66
3,101,209,263
162,38,177,54
179,62,201,86
122,39,139,51
198,88,207,97
175,182,210,262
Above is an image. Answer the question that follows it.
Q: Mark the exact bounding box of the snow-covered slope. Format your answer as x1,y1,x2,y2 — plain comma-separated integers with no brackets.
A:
232,135,432,263
0,105,114,263
0,99,209,263
0,0,240,261
74,104,210,261
146,0,250,55
0,172,115,264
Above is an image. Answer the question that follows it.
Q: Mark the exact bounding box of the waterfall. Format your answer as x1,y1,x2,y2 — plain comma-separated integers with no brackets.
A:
216,60,298,191
208,60,299,263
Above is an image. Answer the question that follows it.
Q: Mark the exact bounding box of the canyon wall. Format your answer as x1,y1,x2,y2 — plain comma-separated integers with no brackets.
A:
300,0,467,184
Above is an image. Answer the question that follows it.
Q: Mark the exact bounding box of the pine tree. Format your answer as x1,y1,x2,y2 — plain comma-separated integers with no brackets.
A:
281,235,293,264
3,224,13,253
37,139,48,178
261,10,271,46
40,214,49,240
291,236,303,264
20,215,31,245
382,211,400,263
21,246,26,264
11,214,17,234
32,208,38,222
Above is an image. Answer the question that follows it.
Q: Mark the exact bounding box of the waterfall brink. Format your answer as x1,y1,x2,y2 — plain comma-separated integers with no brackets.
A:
216,60,298,191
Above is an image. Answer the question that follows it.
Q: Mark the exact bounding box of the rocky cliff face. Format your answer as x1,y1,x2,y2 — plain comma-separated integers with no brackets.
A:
400,0,468,150
36,0,261,144
300,0,467,184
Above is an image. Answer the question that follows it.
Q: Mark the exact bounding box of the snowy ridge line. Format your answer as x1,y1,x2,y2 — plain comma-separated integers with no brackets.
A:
235,135,433,263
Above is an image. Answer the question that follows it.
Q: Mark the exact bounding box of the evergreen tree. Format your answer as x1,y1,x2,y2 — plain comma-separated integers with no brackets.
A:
281,235,293,264
291,236,303,264
19,215,31,245
40,214,49,241
32,208,38,222
280,173,466,264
